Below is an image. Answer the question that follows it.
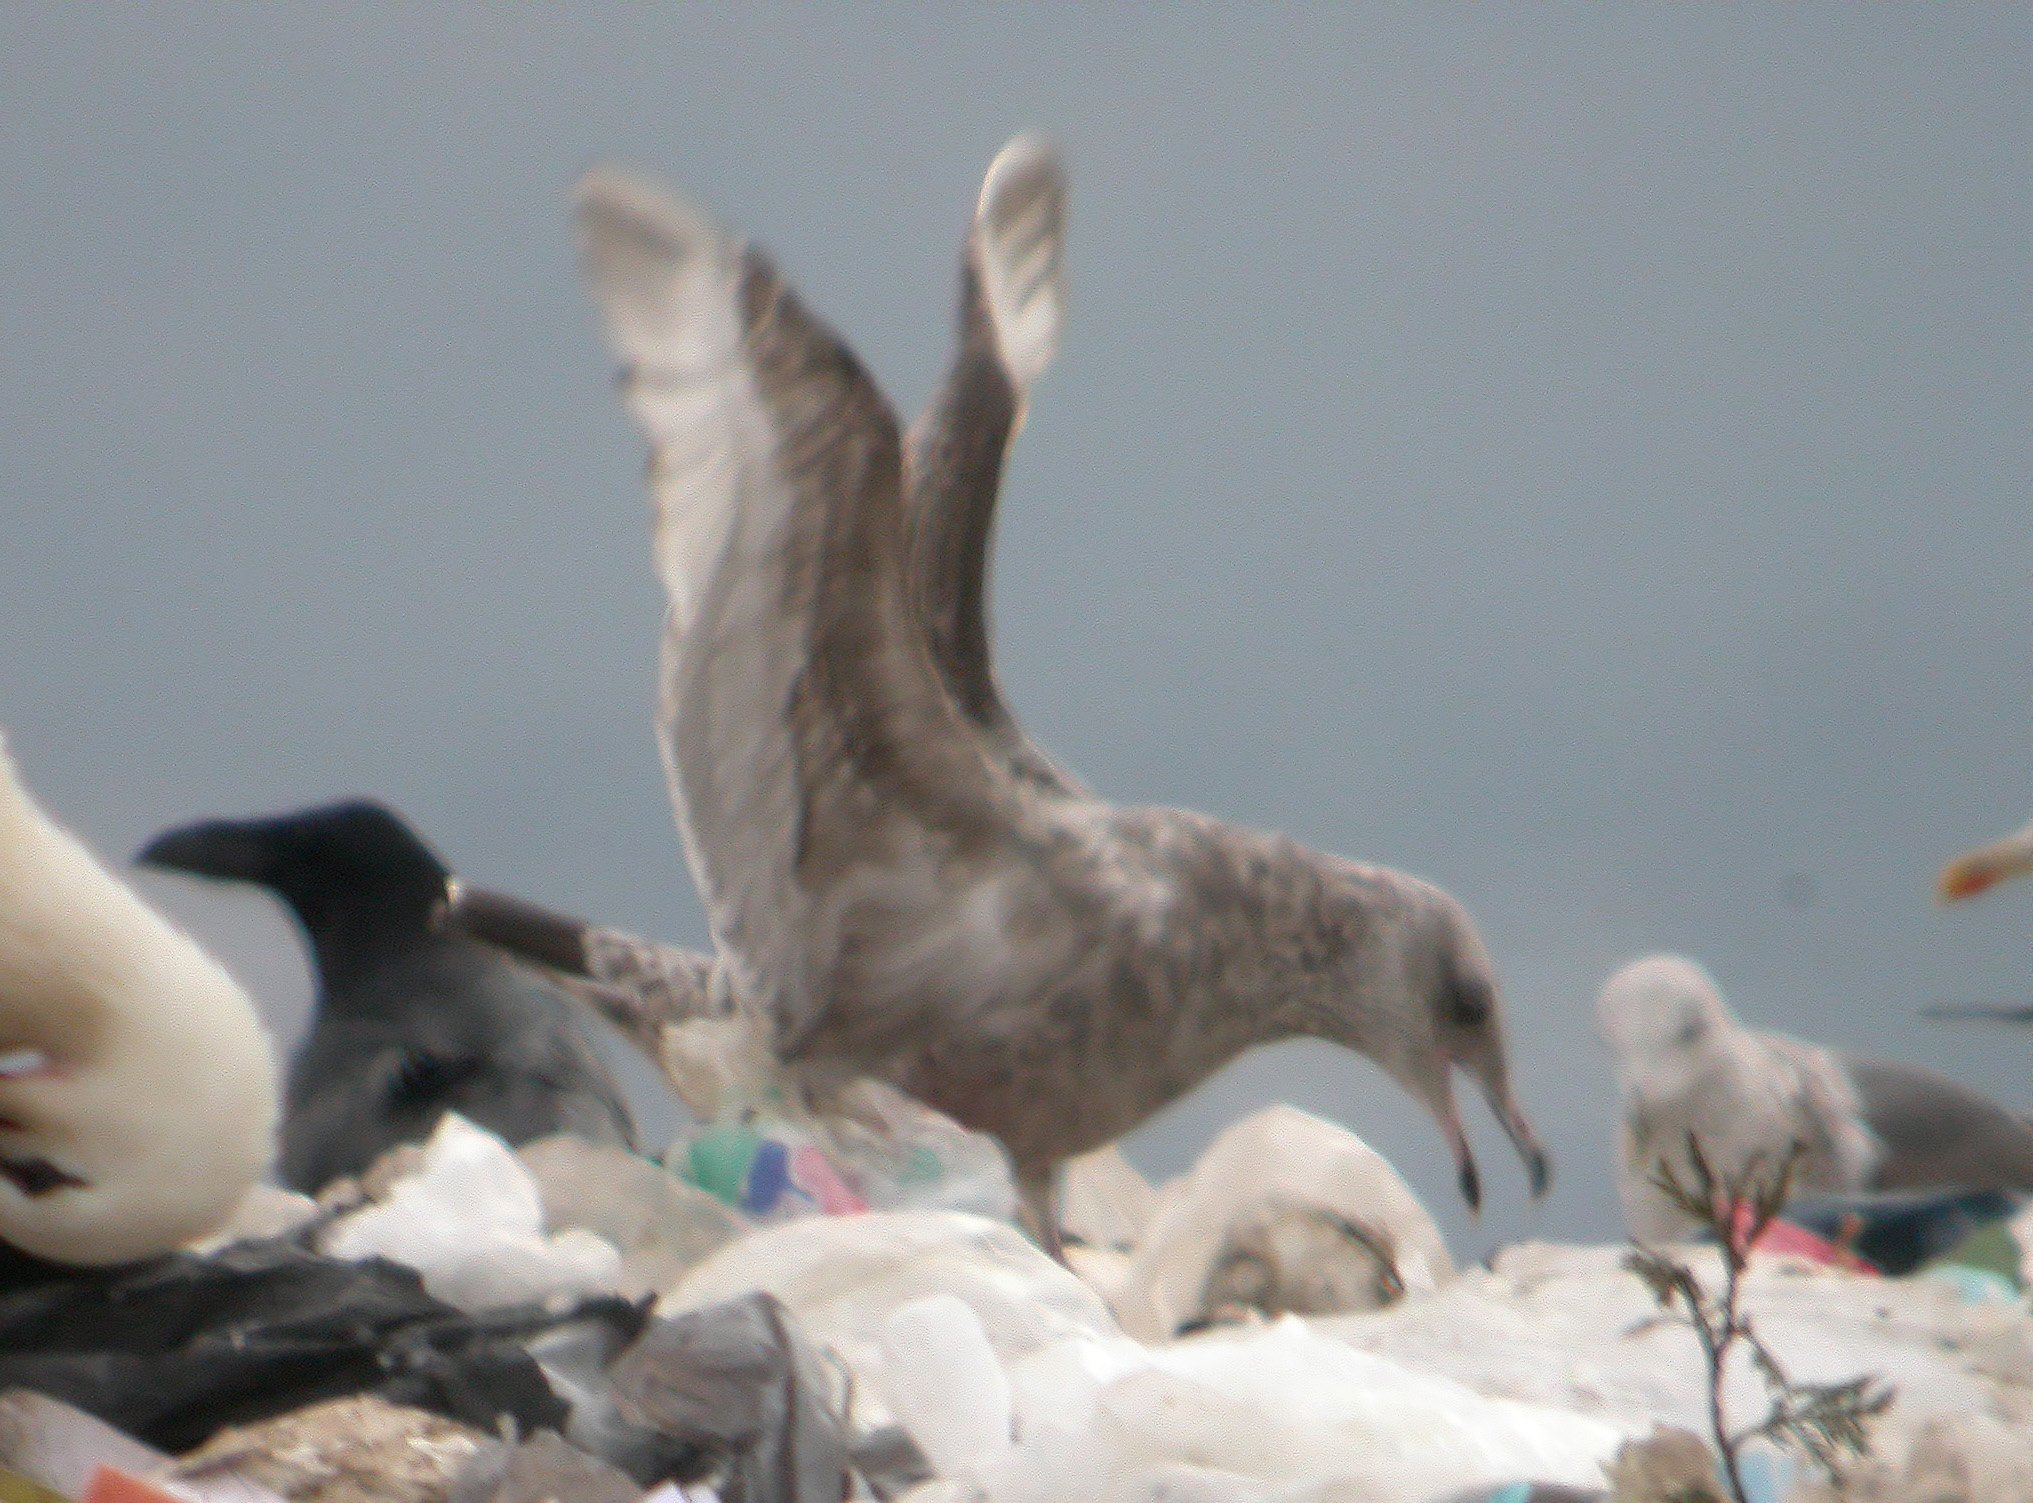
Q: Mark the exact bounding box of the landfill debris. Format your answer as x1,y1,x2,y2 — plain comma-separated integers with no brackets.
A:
1777,1189,2019,1277
187,1189,320,1257
1728,1204,1875,1276
668,1118,869,1222
319,1115,623,1312
1058,1147,1159,1254
1786,1410,2033,1503
609,1293,846,1503
660,1211,1115,1408
0,1393,176,1503
519,1136,745,1299
875,1296,1011,1484
447,1430,640,1503
666,1079,1018,1226
1193,1193,1407,1329
1109,1106,1454,1341
1324,1240,2033,1459
1598,1425,1720,1501
517,1300,703,1485
984,1315,1620,1503
166,1397,489,1503
0,1236,581,1450
9,1095,2033,1503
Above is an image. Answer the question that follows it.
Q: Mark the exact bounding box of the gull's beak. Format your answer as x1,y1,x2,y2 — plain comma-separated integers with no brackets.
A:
1938,834,2033,903
1421,1069,1481,1213
1487,1078,1553,1201
1448,1056,1553,1205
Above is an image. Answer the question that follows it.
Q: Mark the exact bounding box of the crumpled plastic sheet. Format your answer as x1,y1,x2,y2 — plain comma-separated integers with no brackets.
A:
610,1292,843,1503
609,1291,929,1503
660,1210,1116,1422
449,1429,643,1503
1324,1240,2033,1466
1108,1105,1457,1342
319,1115,624,1313
0,1235,625,1452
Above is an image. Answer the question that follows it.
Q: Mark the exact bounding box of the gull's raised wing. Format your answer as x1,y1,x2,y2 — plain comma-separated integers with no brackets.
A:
576,167,1004,1053
906,136,1077,793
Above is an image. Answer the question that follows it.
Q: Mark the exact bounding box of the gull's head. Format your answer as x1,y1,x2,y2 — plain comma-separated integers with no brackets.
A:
1595,953,1736,1100
1317,866,1551,1212
1937,820,2033,904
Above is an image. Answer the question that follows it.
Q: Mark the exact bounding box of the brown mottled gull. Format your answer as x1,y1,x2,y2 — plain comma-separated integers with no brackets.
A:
550,140,1550,1238
454,138,1075,1053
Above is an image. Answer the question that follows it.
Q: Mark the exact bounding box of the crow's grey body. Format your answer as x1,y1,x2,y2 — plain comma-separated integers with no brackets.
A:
139,802,634,1193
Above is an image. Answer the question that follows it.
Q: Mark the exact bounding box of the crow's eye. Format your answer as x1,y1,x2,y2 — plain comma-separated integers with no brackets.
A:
1449,980,1492,1030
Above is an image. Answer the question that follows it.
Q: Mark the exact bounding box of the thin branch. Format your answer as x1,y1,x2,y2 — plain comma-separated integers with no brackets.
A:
1623,1135,1892,1502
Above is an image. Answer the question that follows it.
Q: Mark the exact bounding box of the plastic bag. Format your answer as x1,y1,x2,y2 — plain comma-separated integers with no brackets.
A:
320,1115,622,1312
660,1210,1117,1419
665,1080,1017,1227
1110,1106,1454,1341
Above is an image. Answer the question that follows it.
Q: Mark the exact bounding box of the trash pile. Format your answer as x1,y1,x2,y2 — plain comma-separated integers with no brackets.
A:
7,1102,2033,1503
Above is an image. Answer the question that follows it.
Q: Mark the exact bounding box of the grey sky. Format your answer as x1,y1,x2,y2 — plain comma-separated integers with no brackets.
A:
3,7,2027,1253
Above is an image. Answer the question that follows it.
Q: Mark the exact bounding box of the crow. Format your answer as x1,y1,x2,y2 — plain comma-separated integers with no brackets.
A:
139,801,635,1193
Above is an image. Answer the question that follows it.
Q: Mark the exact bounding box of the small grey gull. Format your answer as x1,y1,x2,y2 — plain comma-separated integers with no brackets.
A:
1598,953,2033,1242
0,732,278,1266
138,801,635,1192
566,141,1549,1239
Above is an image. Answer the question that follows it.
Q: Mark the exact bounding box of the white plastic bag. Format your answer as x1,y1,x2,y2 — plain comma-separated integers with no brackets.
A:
321,1114,621,1312
1111,1106,1454,1341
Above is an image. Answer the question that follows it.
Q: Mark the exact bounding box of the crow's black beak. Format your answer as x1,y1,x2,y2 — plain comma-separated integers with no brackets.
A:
135,820,275,884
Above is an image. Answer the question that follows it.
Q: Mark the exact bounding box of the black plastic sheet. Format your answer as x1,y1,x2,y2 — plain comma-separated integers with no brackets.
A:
0,1238,612,1452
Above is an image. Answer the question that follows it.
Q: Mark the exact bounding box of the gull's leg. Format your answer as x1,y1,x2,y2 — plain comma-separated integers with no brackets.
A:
1019,1165,1066,1263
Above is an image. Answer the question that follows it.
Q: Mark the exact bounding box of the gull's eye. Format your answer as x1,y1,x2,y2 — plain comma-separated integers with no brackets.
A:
1449,979,1493,1030
1675,1018,1704,1047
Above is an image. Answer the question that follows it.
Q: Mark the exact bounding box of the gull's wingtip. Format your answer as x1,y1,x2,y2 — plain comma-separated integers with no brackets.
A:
1936,854,1999,905
977,132,1065,219
973,133,1067,393
574,164,716,246
573,164,742,367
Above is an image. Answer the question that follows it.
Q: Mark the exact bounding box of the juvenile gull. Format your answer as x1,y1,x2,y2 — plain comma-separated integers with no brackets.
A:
139,801,635,1192
568,148,1549,1236
1598,953,2033,1243
0,732,278,1266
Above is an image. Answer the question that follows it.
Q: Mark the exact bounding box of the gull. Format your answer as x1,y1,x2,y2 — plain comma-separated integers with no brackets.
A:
1598,953,2033,1243
562,140,1549,1239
